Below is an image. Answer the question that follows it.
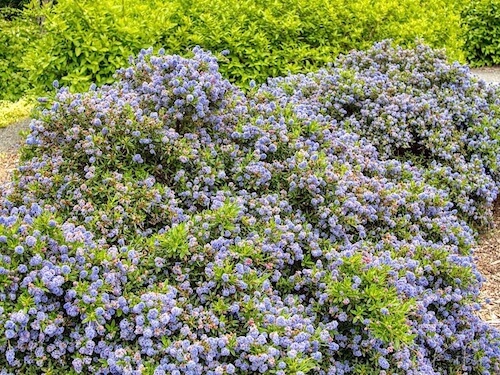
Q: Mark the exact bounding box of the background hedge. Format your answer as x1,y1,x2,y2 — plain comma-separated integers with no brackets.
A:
0,0,467,100
462,0,500,67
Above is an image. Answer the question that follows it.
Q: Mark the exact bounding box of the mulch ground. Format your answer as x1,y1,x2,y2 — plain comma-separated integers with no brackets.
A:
0,151,19,186
476,203,500,327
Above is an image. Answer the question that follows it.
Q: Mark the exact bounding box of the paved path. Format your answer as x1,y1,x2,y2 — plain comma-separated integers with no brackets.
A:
0,118,30,153
0,118,28,183
471,67,500,84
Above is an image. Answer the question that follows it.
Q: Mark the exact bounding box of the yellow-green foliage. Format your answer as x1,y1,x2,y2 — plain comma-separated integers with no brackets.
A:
0,97,33,128
0,7,37,100
20,0,180,94
1,0,467,99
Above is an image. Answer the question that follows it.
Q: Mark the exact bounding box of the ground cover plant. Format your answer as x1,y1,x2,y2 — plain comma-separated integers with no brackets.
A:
0,98,33,128
0,41,500,374
0,0,466,101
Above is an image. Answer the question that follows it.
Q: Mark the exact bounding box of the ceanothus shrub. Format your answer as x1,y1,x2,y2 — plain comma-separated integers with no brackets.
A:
0,43,499,374
258,41,500,225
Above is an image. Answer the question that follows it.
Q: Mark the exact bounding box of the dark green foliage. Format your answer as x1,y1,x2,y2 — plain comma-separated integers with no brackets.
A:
462,0,500,66
0,0,28,9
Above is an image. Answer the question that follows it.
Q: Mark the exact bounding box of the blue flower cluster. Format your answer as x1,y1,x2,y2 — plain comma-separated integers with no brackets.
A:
262,41,500,225
0,42,499,374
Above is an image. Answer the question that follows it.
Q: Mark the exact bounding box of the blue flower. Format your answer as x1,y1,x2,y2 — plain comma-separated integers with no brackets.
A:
132,154,144,163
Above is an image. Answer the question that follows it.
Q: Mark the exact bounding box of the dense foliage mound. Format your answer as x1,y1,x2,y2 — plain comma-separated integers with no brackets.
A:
1,42,500,374
0,0,466,101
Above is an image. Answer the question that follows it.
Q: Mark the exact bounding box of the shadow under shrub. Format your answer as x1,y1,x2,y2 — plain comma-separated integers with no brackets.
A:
0,42,499,374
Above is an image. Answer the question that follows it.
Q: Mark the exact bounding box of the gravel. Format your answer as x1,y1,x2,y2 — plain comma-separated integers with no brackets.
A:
476,201,500,328
469,67,500,328
0,118,28,185
0,118,30,153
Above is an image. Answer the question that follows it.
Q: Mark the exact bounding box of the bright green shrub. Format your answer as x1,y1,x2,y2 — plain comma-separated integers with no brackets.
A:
1,0,467,100
462,0,500,66
184,0,467,86
21,0,180,94
0,10,36,100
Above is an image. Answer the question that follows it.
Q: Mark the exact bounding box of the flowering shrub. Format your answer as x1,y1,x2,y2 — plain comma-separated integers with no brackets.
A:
260,41,500,225
0,42,499,374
